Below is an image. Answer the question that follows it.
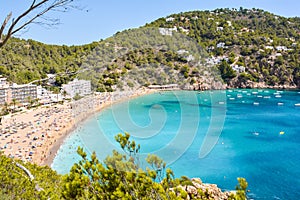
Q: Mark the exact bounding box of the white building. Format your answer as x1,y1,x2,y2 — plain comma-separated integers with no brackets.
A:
10,84,37,104
37,86,53,104
159,27,177,36
265,46,274,50
0,78,9,105
166,17,175,22
276,46,288,51
62,79,91,98
178,27,189,34
232,65,246,73
46,74,56,85
217,42,225,48
217,27,224,31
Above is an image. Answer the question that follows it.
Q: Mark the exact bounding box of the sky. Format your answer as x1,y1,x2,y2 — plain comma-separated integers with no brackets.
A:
0,0,299,45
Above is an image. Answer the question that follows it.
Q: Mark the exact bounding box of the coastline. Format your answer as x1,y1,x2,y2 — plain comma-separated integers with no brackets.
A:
0,88,156,168
42,88,156,167
2,87,298,168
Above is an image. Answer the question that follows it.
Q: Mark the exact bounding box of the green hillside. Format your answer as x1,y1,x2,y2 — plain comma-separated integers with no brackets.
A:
146,8,300,88
0,8,299,91
0,38,97,87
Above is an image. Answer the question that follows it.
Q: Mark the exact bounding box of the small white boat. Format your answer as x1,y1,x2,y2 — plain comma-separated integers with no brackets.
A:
275,95,282,98
252,92,258,95
229,98,235,100
253,102,259,106
277,102,284,106
257,95,263,98
295,103,300,107
264,96,271,99
218,101,225,105
237,94,243,98
253,132,259,136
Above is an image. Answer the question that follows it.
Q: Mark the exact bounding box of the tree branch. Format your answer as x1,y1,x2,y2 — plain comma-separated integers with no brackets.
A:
0,12,12,44
0,0,75,48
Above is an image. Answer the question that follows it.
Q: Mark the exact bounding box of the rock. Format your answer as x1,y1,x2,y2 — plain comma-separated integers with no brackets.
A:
186,185,198,195
191,177,202,184
170,177,235,200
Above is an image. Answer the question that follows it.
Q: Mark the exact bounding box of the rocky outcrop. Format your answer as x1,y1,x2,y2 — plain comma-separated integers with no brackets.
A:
171,177,234,200
229,78,298,90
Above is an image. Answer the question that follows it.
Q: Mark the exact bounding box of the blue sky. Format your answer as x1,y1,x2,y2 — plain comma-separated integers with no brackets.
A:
0,0,299,45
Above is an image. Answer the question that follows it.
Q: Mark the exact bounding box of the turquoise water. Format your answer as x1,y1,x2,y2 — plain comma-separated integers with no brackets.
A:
52,89,300,199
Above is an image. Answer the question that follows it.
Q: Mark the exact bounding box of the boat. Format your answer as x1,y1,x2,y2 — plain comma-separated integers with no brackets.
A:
279,131,285,135
253,132,259,136
277,102,284,106
253,102,259,106
295,103,300,107
275,95,282,98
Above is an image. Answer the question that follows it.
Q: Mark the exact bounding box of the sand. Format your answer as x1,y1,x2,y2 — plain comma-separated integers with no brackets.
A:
0,88,155,167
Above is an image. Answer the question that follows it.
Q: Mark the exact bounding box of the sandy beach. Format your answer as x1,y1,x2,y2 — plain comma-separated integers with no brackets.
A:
0,88,155,167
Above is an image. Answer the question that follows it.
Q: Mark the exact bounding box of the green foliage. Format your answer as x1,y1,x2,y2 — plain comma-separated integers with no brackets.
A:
218,60,237,83
0,38,97,85
0,133,248,199
62,133,249,199
146,8,300,88
2,8,299,90
0,152,62,199
62,134,175,199
228,178,248,200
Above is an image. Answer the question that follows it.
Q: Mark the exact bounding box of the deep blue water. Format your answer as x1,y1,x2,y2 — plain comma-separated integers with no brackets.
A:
52,89,300,199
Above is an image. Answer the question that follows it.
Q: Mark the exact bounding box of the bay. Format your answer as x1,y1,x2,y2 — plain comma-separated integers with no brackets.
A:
52,89,300,199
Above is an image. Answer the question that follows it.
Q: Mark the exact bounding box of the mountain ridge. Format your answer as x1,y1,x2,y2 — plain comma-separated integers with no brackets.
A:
0,8,299,92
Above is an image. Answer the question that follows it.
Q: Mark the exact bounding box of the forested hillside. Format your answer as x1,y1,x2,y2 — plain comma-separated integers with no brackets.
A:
146,8,300,88
0,38,97,86
0,8,299,91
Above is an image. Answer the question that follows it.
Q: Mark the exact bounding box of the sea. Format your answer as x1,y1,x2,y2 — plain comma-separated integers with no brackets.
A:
52,89,300,199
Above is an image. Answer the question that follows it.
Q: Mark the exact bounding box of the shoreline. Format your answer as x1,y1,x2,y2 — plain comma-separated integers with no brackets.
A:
42,88,156,167
0,88,156,168
1,87,299,169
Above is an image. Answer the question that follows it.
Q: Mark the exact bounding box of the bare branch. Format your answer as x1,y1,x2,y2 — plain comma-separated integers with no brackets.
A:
0,12,12,44
0,0,76,48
